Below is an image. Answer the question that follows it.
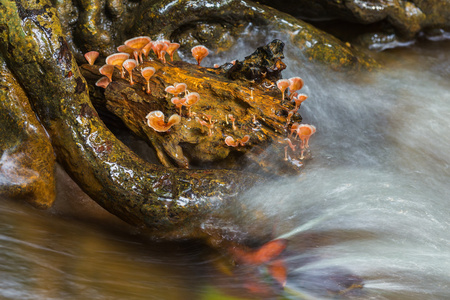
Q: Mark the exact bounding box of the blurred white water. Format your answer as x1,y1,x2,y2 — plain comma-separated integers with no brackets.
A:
217,26,450,299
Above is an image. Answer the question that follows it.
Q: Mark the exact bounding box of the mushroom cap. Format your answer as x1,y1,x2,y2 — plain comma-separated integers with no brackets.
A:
116,45,134,56
171,97,186,106
297,124,315,138
153,40,168,53
185,92,200,106
225,136,238,147
84,51,100,65
228,114,235,121
296,94,308,101
124,36,152,50
240,135,250,145
141,66,156,80
165,85,177,95
146,110,181,132
174,82,187,94
122,59,137,71
99,64,115,81
167,42,180,55
288,77,304,92
142,42,153,57
105,53,130,68
95,76,110,88
276,79,290,92
196,117,209,127
191,45,209,65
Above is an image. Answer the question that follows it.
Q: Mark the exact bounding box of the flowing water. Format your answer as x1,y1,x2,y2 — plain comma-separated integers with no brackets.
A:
1,26,449,299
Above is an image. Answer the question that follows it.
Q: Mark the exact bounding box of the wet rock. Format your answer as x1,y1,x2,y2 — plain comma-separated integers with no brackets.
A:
257,0,450,42
54,0,377,71
0,55,56,208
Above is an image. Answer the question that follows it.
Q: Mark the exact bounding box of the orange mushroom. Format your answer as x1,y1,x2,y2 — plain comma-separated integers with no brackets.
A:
145,111,181,132
171,97,186,115
191,45,209,66
105,53,130,78
196,116,215,136
288,77,304,99
116,45,134,57
141,66,156,94
228,114,236,131
283,137,296,161
166,42,180,62
141,42,153,60
99,64,115,82
224,135,250,147
185,92,200,117
124,36,152,64
297,124,316,159
276,79,290,100
84,51,99,65
122,59,137,85
95,76,110,88
174,82,187,95
293,93,308,109
152,40,169,63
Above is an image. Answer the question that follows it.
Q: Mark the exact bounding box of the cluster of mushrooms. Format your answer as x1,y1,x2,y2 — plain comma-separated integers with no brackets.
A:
276,78,316,161
84,36,315,163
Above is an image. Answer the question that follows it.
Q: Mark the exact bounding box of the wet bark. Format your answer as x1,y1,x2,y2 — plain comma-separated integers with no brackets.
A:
81,39,305,175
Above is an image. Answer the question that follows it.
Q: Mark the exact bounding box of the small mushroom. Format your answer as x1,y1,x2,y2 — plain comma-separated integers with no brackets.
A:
174,82,187,96
171,97,186,115
293,93,308,110
288,77,304,99
145,111,181,132
185,92,200,117
152,40,169,63
124,36,152,64
116,45,134,57
191,45,209,66
283,137,296,161
297,124,316,159
166,42,180,62
286,109,296,126
141,66,156,94
99,64,115,82
289,122,300,138
123,59,137,85
225,136,238,147
95,76,110,88
276,79,290,100
105,53,130,78
84,51,99,65
141,42,153,61
196,117,215,136
228,114,236,131
224,135,250,147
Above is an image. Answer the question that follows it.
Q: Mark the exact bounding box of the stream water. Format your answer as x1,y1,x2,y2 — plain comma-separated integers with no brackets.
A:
1,26,449,299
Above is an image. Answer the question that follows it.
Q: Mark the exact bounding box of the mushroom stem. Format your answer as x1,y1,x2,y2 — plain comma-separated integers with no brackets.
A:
146,80,151,94
129,72,134,84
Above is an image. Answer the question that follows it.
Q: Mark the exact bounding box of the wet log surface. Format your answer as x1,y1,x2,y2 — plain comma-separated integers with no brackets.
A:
81,40,306,176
